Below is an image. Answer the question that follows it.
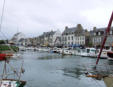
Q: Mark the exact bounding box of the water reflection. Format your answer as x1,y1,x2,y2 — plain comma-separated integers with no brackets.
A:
63,67,86,79
38,55,62,60
37,53,74,60
107,61,113,65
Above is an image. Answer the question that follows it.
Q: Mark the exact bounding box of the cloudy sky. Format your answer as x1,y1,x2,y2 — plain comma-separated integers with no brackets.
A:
0,0,113,39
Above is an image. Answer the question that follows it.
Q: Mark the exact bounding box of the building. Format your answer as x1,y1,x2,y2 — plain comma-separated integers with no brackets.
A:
91,27,113,47
62,24,90,47
37,30,61,47
10,32,26,46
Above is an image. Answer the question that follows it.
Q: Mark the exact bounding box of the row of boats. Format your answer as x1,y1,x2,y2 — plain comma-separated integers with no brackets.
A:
19,46,113,61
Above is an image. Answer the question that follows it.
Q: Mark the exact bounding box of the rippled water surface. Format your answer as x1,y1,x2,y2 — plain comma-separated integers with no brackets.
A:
1,51,113,87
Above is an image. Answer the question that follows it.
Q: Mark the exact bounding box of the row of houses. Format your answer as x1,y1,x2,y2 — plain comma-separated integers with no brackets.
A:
10,24,113,48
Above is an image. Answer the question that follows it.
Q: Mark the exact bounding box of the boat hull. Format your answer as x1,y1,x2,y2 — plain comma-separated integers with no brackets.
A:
0,54,6,61
107,51,113,61
0,79,26,87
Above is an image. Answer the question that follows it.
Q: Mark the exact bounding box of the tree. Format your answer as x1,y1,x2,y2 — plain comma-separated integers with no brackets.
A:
0,40,5,44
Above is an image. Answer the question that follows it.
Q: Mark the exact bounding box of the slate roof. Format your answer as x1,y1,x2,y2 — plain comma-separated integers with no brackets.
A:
62,27,77,35
93,27,113,32
43,31,55,37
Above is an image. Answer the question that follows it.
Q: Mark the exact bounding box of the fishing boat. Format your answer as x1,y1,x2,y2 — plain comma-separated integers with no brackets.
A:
0,59,26,87
0,53,13,61
0,53,6,61
0,0,26,86
0,79,26,87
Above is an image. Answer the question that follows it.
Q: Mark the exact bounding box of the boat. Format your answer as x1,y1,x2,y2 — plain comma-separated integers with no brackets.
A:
51,47,58,53
0,53,6,60
75,48,83,56
81,48,97,57
0,79,26,87
19,46,26,51
38,47,50,52
0,53,13,61
107,51,113,61
61,48,73,55
0,0,26,86
0,57,26,87
96,49,109,59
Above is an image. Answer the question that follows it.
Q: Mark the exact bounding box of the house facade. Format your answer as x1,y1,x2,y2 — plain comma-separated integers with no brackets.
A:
37,30,61,47
91,27,113,47
62,24,90,47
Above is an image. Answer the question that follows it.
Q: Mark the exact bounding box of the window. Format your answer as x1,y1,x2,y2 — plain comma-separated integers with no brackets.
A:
65,37,67,41
71,42,73,45
71,36,73,40
68,36,70,40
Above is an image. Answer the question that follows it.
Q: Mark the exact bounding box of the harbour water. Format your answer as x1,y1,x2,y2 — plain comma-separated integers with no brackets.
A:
1,51,113,87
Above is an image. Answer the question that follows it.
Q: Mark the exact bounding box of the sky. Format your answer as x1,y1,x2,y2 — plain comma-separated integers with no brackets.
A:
0,0,113,39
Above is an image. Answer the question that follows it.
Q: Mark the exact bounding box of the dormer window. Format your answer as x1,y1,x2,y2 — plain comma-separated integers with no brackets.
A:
98,32,100,35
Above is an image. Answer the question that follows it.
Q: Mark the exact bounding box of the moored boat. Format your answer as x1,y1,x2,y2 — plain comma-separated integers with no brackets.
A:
0,53,6,60
0,79,26,87
107,51,113,61
81,48,97,57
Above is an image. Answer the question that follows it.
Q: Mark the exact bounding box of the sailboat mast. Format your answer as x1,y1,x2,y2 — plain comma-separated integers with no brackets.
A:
1,60,7,80
96,11,113,65
0,0,6,32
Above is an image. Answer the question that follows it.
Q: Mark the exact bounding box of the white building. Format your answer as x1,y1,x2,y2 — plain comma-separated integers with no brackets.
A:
10,32,26,46
62,24,89,47
40,29,61,46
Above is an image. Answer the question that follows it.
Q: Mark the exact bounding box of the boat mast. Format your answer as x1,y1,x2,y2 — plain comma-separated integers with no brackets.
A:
96,11,113,65
2,60,7,79
0,0,6,32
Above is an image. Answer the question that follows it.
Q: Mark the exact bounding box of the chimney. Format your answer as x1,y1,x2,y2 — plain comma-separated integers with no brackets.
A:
65,26,68,30
77,24,83,29
93,27,96,31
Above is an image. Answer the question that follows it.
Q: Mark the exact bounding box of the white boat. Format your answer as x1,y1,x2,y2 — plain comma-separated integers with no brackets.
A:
19,46,26,51
75,48,83,56
61,48,73,55
56,48,62,53
12,53,21,58
0,79,26,87
51,47,58,53
96,49,111,59
38,47,50,52
81,48,96,57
